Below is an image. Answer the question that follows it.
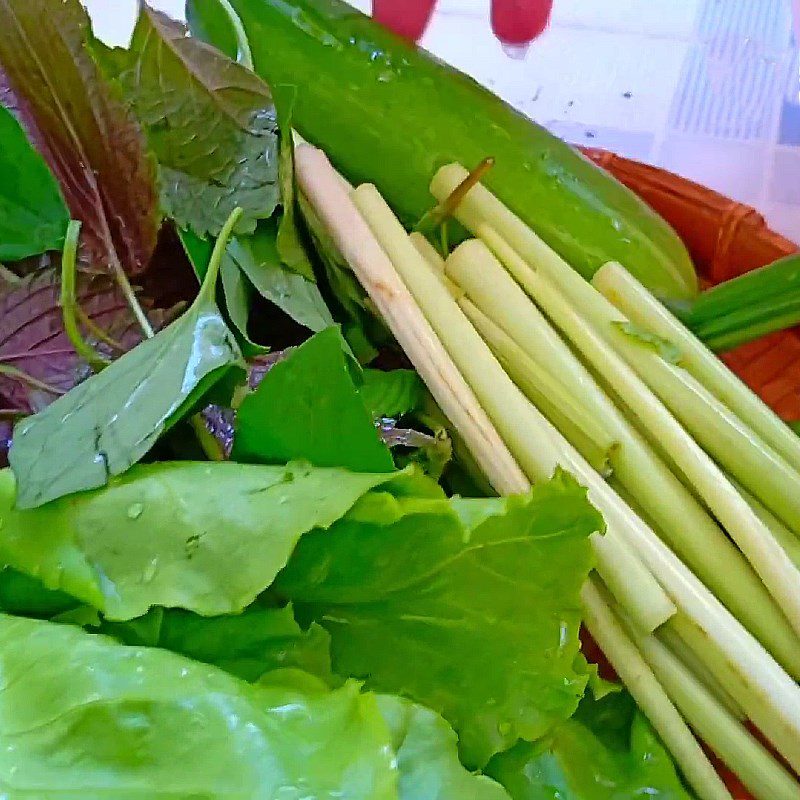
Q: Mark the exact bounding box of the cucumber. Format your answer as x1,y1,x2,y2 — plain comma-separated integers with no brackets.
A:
188,0,697,300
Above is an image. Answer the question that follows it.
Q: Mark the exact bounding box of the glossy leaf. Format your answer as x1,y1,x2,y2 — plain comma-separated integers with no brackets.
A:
0,0,158,276
0,105,68,261
276,469,600,767
0,613,398,799
118,5,279,237
360,369,425,418
0,461,412,619
8,246,243,508
233,326,394,472
0,268,175,414
486,692,694,800
378,694,511,800
103,603,336,684
227,219,335,333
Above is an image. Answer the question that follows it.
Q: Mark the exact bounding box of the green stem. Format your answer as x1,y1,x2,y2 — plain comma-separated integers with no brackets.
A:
582,577,731,800
200,207,243,303
191,414,225,461
0,364,64,397
59,221,109,372
77,307,126,353
217,0,254,70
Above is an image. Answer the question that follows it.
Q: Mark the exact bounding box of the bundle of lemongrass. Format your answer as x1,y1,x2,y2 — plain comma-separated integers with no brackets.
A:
295,144,800,800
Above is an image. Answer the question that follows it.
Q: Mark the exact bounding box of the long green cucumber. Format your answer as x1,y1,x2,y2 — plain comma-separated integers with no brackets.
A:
187,0,697,300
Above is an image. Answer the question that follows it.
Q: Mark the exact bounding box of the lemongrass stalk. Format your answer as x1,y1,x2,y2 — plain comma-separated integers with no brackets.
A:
446,238,800,669
432,165,800,532
352,182,675,634
410,231,446,271
582,578,732,800
469,224,800,644
593,261,800,478
668,611,800,775
294,145,528,497
623,616,800,800
657,624,745,721
736,482,800,568
461,298,617,474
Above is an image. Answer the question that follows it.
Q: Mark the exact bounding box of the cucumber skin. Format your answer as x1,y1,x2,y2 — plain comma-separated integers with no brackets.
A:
191,0,697,300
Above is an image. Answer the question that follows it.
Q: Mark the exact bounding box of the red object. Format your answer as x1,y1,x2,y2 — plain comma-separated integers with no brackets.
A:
372,0,437,41
491,0,554,45
372,0,553,46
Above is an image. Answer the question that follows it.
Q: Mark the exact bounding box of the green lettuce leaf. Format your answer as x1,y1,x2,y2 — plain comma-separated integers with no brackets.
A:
0,0,159,276
486,692,694,800
0,106,68,261
378,694,511,800
0,613,398,799
233,326,394,472
103,603,337,685
276,469,600,767
8,252,243,508
111,5,279,238
0,460,413,619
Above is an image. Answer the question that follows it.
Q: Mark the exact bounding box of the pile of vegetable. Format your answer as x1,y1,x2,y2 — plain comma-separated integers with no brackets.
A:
0,0,799,798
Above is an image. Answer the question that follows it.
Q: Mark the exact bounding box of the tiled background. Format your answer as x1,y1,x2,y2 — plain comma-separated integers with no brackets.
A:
89,0,800,243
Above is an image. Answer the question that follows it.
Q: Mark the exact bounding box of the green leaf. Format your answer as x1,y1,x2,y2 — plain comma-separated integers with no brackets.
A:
117,5,279,237
378,695,511,800
0,0,159,277
276,469,600,767
102,603,337,685
486,692,694,800
0,613,398,799
8,226,244,508
612,321,682,365
360,369,426,418
0,106,68,261
227,219,335,333
178,226,268,355
233,327,394,472
0,567,78,618
0,460,409,620
275,89,316,281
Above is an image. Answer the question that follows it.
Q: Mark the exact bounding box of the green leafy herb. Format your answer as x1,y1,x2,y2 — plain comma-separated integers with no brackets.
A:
0,460,411,619
0,105,68,261
276,469,600,767
486,692,694,800
0,0,159,302
227,219,335,333
234,326,393,472
360,369,426,418
114,5,279,238
8,211,244,508
0,613,399,799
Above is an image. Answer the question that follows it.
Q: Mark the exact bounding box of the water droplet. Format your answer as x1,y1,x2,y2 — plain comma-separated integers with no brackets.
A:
127,502,144,520
142,558,158,583
501,42,530,60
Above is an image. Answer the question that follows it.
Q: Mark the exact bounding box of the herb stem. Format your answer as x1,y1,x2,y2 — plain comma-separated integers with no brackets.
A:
0,364,63,397
59,221,109,372
76,307,126,353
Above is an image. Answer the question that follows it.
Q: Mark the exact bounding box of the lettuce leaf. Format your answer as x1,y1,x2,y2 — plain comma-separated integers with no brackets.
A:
276,469,600,767
486,692,694,800
233,326,394,472
0,460,415,619
0,613,398,799
360,368,426,419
